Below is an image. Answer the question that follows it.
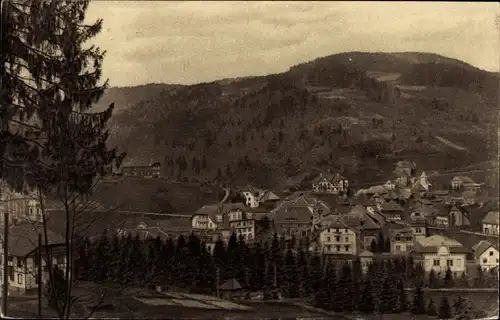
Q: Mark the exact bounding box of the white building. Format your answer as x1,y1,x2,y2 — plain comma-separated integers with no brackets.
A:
318,221,358,256
191,203,255,242
412,235,468,277
0,223,66,295
482,211,499,235
472,240,499,272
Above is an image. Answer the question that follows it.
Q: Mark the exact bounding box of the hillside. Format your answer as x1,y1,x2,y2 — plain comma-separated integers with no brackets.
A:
99,51,498,190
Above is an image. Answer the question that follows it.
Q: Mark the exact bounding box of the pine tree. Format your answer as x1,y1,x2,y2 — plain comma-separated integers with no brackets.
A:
379,274,398,314
93,230,111,283
283,249,299,298
412,279,427,314
359,274,375,314
473,265,485,287
324,261,337,311
443,267,454,288
438,296,452,319
457,272,469,288
428,269,438,288
352,258,363,310
397,278,408,312
427,298,437,316
338,261,354,312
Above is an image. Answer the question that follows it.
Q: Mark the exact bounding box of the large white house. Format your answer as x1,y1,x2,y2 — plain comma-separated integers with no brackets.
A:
472,240,499,272
0,223,66,295
191,203,255,242
317,220,358,256
412,235,468,277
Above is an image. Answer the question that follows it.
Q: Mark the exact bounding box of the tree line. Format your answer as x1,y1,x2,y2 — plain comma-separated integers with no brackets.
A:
75,231,496,318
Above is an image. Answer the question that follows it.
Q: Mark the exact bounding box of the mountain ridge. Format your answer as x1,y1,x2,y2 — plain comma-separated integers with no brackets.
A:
97,51,498,191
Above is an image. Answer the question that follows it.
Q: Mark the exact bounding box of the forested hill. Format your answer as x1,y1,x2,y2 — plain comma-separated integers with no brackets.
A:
99,51,498,189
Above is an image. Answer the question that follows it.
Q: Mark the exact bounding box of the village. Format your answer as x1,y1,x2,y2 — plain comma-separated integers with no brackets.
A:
1,159,499,319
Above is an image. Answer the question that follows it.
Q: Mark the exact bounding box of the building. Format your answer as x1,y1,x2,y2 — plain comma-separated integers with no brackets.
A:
317,221,358,256
394,160,416,178
0,223,66,294
312,173,349,194
341,205,382,249
409,217,428,241
0,191,43,226
448,204,471,227
472,240,499,272
482,211,499,235
240,186,280,209
451,176,482,192
412,235,468,277
380,200,405,221
391,227,415,254
121,162,161,178
191,203,255,242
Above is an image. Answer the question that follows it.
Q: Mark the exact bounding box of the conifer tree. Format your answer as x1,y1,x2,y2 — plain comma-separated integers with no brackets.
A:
397,278,408,312
379,275,398,314
324,260,337,311
359,274,375,314
352,258,363,310
443,267,454,288
438,296,452,319
338,261,354,312
412,279,427,314
427,298,437,316
428,269,438,288
283,249,299,298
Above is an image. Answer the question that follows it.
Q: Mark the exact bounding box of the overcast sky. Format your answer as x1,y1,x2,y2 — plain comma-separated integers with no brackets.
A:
86,1,500,87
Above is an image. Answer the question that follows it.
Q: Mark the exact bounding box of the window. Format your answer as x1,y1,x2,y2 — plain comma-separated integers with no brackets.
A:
8,267,13,281
496,259,499,263
344,245,349,252
490,251,494,256
17,258,23,268
395,236,401,241
345,236,349,242
395,245,401,252
447,259,453,267
415,228,422,233
326,245,331,251
336,245,340,252
433,259,440,266
335,236,340,242
327,236,331,242
483,259,488,264
17,274,22,284
8,256,12,263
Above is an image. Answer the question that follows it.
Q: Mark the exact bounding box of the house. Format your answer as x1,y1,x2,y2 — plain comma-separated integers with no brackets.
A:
241,186,261,208
394,160,416,177
191,203,255,242
121,162,161,178
0,222,66,294
427,190,450,203
412,235,468,277
342,205,381,249
0,190,43,226
448,204,471,227
256,191,281,209
462,190,477,205
482,210,499,235
391,227,415,254
312,173,349,194
451,176,482,192
273,205,314,240
380,200,405,221
359,250,375,273
472,240,499,272
410,171,432,192
393,171,410,188
409,217,428,241
318,221,358,256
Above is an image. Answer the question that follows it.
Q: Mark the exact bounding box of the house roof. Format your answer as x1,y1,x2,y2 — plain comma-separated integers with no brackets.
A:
413,235,469,254
462,190,477,199
1,222,65,257
472,240,498,259
194,203,248,222
482,211,499,225
257,191,280,202
342,205,381,230
452,176,476,184
219,278,242,291
396,160,416,169
359,250,375,257
381,200,404,212
274,205,313,224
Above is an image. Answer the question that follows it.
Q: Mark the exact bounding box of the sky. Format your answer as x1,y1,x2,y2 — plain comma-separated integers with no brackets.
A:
85,1,500,87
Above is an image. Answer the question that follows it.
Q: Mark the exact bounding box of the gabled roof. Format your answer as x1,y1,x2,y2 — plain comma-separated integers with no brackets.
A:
342,205,381,230
396,160,416,169
195,203,247,216
452,176,476,184
257,191,280,202
413,235,469,254
482,211,499,225
1,222,65,257
359,250,375,257
274,205,313,224
381,200,404,212
219,278,242,291
472,240,498,259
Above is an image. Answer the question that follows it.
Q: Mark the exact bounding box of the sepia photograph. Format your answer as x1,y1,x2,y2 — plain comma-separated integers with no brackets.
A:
0,1,499,319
